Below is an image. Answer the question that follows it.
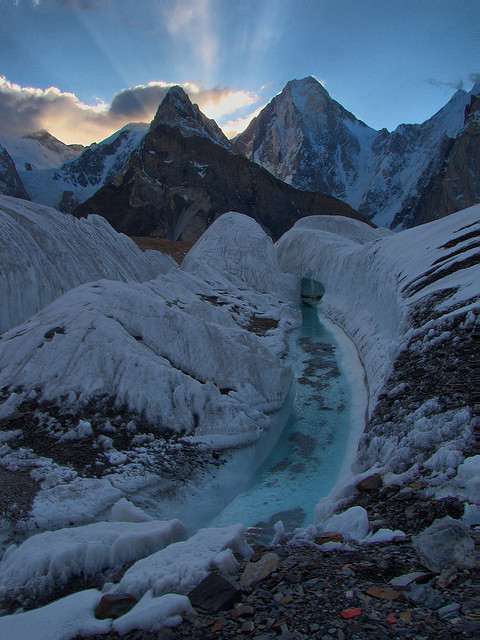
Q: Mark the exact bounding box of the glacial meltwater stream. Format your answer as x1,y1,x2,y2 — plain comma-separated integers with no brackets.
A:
208,303,366,541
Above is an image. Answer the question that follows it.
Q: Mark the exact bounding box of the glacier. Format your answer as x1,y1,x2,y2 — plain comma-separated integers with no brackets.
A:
0,195,174,333
0,196,478,638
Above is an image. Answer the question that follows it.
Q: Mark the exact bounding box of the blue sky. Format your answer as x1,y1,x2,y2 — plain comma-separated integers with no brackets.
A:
0,0,478,144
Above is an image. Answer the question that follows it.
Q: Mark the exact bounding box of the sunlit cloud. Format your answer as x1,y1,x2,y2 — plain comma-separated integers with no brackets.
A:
221,105,265,139
0,77,263,145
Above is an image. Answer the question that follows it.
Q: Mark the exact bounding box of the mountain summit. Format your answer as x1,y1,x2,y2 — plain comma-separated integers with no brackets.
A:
151,85,230,149
235,77,479,228
74,86,361,240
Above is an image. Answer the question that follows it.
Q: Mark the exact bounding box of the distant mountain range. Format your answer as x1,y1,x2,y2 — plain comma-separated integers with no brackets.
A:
0,77,478,235
73,86,359,241
234,77,480,228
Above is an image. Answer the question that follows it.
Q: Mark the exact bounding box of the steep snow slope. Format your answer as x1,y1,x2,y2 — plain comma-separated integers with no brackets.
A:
236,77,478,228
18,124,148,211
0,195,174,332
0,130,83,172
277,206,479,513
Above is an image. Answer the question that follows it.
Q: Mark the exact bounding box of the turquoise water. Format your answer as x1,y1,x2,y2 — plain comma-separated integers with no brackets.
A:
210,303,352,541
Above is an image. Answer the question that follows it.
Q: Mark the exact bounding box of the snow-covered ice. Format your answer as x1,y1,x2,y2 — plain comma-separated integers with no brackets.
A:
0,195,174,332
117,524,252,599
0,589,110,640
112,591,194,634
0,519,187,606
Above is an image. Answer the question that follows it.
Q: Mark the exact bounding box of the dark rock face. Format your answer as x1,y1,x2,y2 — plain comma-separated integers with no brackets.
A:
0,144,30,200
73,87,363,241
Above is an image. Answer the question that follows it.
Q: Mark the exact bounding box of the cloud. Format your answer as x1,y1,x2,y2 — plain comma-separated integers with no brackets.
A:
221,105,265,139
427,73,480,92
162,0,219,78
0,77,262,145
24,0,105,8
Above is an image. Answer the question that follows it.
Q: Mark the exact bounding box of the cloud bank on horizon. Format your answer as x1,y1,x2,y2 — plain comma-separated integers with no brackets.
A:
0,77,263,145
1,0,478,146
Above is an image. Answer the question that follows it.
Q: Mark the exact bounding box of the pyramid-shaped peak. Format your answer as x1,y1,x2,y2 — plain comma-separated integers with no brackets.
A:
150,85,230,149
152,85,197,127
286,76,330,96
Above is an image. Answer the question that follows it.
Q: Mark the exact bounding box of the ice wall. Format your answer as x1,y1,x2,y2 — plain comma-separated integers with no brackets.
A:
0,195,175,333
277,209,479,414
277,216,401,408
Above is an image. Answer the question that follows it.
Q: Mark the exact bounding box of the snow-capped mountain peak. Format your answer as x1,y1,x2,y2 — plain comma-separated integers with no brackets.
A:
236,79,479,228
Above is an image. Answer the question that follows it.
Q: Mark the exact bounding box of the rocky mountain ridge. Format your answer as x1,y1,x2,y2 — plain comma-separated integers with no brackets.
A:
235,77,480,228
73,86,362,241
0,144,30,200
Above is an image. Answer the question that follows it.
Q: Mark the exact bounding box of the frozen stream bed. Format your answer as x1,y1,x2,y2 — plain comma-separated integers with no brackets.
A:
209,302,367,542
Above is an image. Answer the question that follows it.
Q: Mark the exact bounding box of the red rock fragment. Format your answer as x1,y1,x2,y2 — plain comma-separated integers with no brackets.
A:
386,614,398,624
314,531,343,545
211,619,223,632
341,608,362,619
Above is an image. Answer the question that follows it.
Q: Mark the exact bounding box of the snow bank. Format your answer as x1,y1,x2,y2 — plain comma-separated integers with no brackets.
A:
0,589,109,640
277,206,480,409
182,212,298,300
112,591,193,634
0,195,174,332
117,524,252,599
0,519,187,605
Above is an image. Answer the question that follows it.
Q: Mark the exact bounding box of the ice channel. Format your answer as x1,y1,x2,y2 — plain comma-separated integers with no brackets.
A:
148,301,367,539
208,302,368,542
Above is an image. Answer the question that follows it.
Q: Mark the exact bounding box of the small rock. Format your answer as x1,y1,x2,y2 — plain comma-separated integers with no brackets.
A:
231,603,255,618
408,583,443,610
385,614,398,624
437,602,461,619
340,608,362,619
188,572,242,613
94,593,138,619
366,586,400,601
211,619,224,632
390,572,430,588
242,620,255,632
314,531,343,545
240,552,280,587
356,473,383,492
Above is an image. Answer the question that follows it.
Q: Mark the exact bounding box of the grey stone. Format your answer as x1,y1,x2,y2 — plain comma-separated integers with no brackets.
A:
412,516,475,573
240,552,280,587
437,602,461,619
408,583,443,609
188,572,241,613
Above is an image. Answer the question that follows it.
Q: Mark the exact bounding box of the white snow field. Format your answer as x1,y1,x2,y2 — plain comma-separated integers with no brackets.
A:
0,195,175,332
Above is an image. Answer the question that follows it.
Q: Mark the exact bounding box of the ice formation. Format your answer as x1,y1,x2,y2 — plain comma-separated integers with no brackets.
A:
117,524,252,599
277,205,479,527
0,195,174,332
0,519,187,606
